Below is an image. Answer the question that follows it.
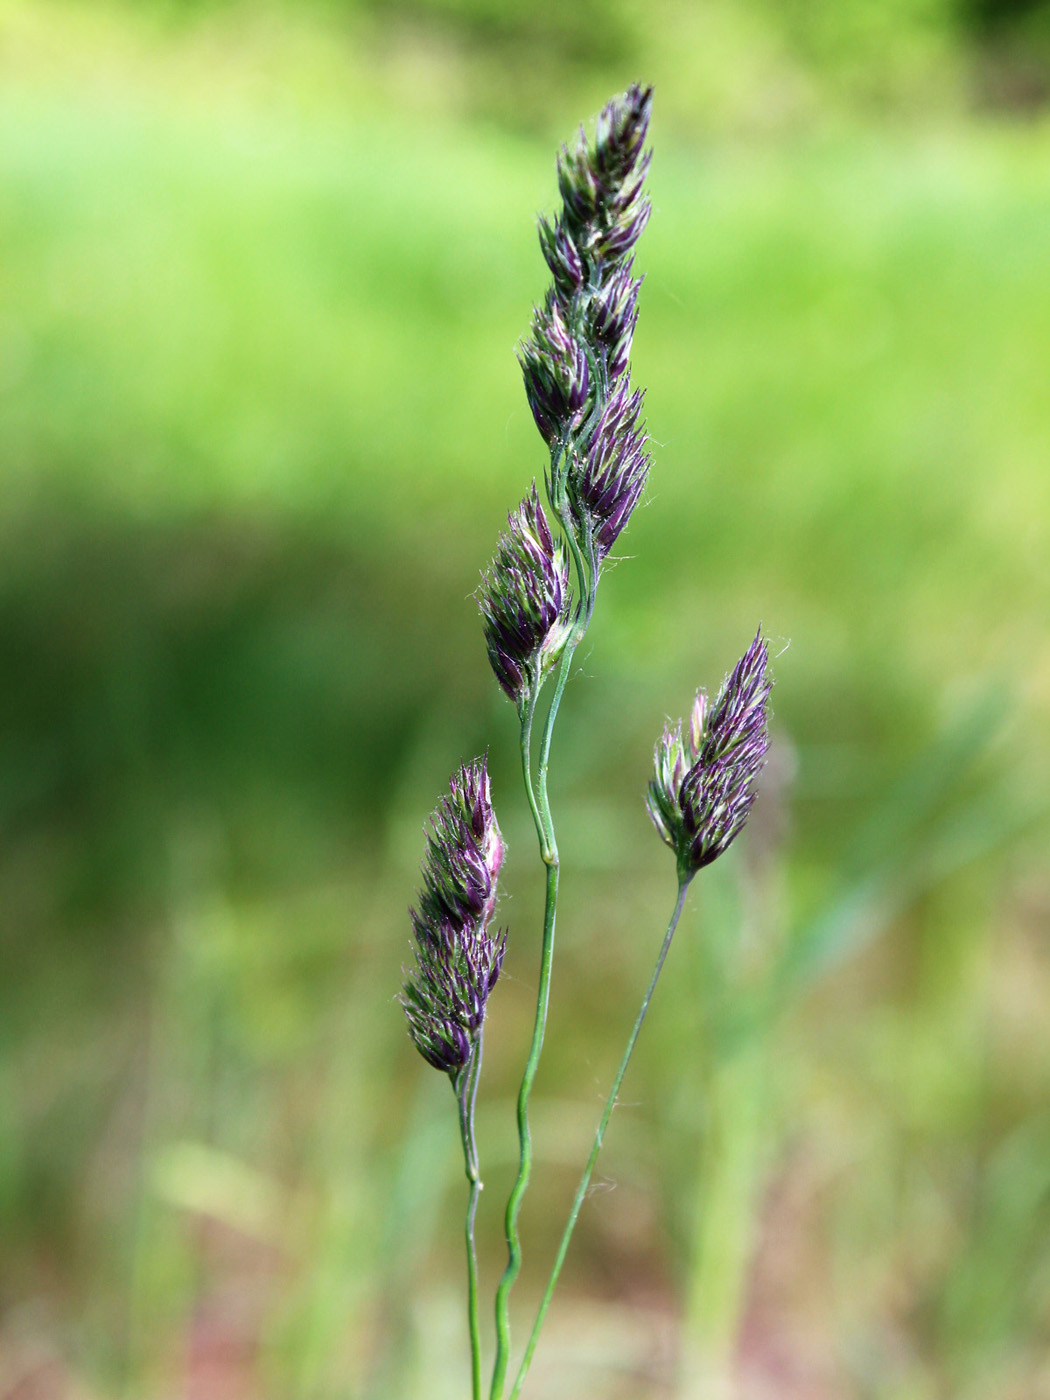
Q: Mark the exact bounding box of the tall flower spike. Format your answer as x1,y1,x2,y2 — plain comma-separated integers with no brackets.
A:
647,631,772,881
478,484,572,706
403,757,506,1075
571,382,651,561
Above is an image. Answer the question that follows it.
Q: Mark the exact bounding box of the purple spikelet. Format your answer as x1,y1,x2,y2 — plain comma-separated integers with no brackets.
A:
572,382,651,561
589,260,641,382
478,484,572,706
647,631,773,880
519,295,590,448
403,757,506,1075
556,85,652,269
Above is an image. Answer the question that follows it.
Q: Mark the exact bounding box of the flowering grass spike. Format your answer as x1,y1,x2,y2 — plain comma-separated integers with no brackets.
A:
403,756,506,1074
521,82,653,564
647,630,773,880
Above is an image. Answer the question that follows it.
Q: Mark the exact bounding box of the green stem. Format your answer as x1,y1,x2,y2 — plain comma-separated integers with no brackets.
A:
457,1037,485,1400
490,855,559,1400
518,689,552,862
537,503,595,805
509,877,692,1399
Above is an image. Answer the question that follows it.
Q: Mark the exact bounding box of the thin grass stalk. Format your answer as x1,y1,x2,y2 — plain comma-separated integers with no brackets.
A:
509,878,692,1398
456,1037,486,1400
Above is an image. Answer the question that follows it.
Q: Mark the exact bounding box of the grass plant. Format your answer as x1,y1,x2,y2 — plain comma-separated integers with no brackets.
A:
2,8,1049,1398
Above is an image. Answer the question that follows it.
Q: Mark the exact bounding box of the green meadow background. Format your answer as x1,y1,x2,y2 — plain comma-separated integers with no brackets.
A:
2,1,1049,1396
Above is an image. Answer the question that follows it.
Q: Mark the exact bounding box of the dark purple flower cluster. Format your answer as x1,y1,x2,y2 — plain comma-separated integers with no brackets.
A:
553,84,652,278
478,484,572,707
647,631,772,880
519,297,590,449
573,382,649,562
403,757,506,1075
518,85,653,567
589,261,641,382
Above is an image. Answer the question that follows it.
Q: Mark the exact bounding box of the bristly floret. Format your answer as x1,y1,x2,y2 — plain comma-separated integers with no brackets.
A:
519,295,590,448
538,215,584,300
478,484,573,707
647,631,772,881
556,84,653,270
571,382,650,562
403,757,506,1076
588,260,641,383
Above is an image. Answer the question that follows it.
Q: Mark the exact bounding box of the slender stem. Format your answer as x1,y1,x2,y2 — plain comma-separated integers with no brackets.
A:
519,690,552,862
536,630,577,818
509,878,692,1398
457,1038,485,1400
491,855,559,1399
536,503,595,805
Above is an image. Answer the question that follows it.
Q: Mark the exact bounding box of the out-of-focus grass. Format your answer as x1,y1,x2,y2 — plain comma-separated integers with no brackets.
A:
1,5,1049,1398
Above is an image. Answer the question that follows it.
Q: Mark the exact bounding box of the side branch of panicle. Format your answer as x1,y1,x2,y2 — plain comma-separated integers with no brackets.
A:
403,757,506,1075
478,484,572,707
647,631,772,881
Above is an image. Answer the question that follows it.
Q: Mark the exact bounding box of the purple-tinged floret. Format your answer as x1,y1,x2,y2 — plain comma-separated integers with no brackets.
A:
478,484,572,705
570,381,650,559
538,215,584,301
556,85,653,270
519,295,591,447
647,632,772,880
403,757,506,1076
588,262,641,381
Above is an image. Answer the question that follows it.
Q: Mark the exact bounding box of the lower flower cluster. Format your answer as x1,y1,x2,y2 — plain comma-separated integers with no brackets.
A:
402,757,506,1075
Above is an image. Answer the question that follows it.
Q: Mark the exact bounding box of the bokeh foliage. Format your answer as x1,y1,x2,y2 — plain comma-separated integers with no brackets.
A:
1,1,1048,1397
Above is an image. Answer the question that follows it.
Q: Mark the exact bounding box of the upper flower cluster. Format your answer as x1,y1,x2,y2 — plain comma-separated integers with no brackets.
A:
481,86,654,707
519,83,653,557
403,757,506,1075
647,631,773,881
547,84,652,301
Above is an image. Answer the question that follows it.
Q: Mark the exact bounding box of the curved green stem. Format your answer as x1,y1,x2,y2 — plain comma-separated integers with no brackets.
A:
456,1036,485,1400
518,689,552,862
490,854,559,1399
508,877,692,1398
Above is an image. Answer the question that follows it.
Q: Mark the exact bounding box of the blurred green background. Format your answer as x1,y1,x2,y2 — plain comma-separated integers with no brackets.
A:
2,0,1049,1396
